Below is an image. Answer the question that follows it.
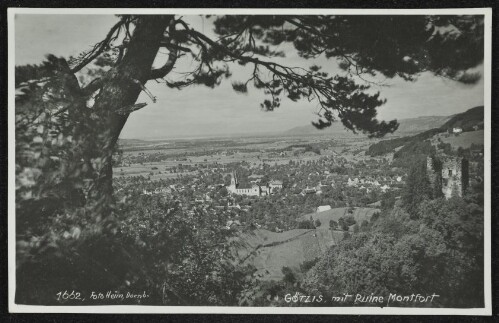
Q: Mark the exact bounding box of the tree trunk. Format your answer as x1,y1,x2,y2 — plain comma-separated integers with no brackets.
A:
87,15,172,210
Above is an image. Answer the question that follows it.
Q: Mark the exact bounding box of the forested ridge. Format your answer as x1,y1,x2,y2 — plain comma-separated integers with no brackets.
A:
366,106,484,158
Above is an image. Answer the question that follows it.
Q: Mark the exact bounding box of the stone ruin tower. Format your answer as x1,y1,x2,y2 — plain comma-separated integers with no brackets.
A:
427,155,469,199
426,156,442,198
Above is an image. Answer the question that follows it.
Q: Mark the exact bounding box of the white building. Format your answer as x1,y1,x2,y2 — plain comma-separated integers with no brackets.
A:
316,205,331,213
347,177,359,187
269,180,283,193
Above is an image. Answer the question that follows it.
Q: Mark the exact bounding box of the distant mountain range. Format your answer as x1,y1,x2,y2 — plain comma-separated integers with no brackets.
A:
284,115,454,137
118,138,155,148
121,107,483,143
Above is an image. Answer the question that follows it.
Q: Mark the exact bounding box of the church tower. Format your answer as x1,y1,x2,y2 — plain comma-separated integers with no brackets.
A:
230,172,238,187
228,172,238,194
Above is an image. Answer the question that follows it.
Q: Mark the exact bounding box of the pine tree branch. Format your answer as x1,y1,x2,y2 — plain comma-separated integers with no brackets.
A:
81,78,104,95
70,18,125,74
149,19,179,80
115,102,148,115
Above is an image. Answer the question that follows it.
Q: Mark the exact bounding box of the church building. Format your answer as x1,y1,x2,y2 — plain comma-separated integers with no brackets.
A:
227,172,281,197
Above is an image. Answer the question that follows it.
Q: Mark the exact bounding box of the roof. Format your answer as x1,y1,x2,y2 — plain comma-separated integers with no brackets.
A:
237,184,254,189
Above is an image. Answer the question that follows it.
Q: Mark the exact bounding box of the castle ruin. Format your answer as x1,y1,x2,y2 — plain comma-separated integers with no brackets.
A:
427,155,469,199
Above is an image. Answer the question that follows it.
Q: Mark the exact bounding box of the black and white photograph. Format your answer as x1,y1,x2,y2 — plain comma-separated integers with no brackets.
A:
8,8,492,315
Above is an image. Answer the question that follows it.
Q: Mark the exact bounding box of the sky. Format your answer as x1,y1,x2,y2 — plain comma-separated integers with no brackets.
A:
14,14,485,139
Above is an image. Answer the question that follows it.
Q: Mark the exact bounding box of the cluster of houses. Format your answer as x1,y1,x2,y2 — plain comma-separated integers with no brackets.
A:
346,175,404,192
142,170,404,200
142,185,176,195
293,174,405,196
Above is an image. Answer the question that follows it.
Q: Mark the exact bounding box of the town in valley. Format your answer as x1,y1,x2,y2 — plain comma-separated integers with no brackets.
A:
113,107,484,283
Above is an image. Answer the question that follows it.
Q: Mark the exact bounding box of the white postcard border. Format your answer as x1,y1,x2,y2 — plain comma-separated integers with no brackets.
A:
7,7,493,315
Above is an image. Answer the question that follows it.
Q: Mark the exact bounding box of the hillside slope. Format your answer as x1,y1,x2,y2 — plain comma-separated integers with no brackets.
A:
232,207,378,281
440,106,484,131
